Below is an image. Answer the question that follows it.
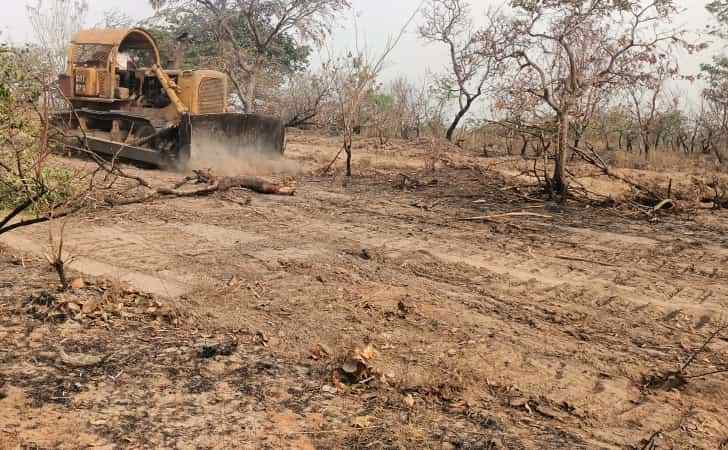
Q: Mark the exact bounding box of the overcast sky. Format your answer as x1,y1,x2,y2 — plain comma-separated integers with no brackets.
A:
1,0,721,105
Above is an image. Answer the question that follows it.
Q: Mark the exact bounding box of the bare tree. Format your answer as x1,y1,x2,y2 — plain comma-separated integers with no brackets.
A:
419,0,503,142
389,78,421,139
278,67,333,128
490,0,692,198
701,56,728,166
26,0,88,74
627,61,676,156
324,6,422,176
327,50,394,176
96,9,137,28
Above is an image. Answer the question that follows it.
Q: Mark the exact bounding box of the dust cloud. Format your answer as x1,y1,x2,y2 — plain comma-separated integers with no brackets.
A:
188,137,300,176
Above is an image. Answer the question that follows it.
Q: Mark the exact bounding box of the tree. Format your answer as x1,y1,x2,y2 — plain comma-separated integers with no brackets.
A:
324,6,421,177
96,9,136,28
705,0,728,166
277,67,333,128
0,46,84,235
708,0,728,30
700,57,728,166
26,0,88,74
389,77,432,139
418,0,503,142
149,0,350,112
626,61,676,156
489,0,692,198
327,52,390,176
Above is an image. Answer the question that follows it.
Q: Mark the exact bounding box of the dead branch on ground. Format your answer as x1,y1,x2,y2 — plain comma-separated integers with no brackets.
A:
645,322,728,390
569,144,671,207
105,169,294,207
459,212,553,222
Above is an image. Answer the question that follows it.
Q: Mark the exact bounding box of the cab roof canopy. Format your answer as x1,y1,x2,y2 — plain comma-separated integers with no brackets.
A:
71,28,160,65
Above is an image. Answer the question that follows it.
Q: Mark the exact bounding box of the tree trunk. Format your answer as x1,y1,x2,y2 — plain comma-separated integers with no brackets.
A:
520,135,528,158
345,140,352,177
552,112,570,199
655,130,663,152
246,59,263,113
445,98,475,142
716,146,727,167
642,129,651,156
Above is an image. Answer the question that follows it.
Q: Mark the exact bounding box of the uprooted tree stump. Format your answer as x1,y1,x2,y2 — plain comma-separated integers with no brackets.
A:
191,169,296,196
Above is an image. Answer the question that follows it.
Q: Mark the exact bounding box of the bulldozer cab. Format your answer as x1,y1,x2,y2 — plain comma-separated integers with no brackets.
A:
62,28,161,100
61,28,227,115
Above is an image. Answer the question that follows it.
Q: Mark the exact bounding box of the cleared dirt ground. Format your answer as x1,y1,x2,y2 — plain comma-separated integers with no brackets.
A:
2,133,728,449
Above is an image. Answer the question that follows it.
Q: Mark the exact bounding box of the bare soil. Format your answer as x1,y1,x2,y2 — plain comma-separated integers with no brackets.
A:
1,133,728,449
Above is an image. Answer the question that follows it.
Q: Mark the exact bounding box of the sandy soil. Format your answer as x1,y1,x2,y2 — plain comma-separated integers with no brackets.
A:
1,133,728,449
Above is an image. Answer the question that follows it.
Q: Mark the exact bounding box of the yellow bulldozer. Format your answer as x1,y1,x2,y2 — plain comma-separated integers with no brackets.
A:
56,28,285,169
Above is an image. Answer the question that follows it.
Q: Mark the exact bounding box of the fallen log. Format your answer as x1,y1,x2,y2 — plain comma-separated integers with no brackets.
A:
107,175,294,207
217,176,295,195
191,170,296,196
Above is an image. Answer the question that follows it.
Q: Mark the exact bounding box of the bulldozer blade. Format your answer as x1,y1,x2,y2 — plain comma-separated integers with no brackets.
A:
187,113,286,163
71,135,167,166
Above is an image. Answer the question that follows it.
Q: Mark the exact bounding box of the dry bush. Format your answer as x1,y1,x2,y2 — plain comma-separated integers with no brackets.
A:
44,218,75,290
277,68,333,128
611,150,713,172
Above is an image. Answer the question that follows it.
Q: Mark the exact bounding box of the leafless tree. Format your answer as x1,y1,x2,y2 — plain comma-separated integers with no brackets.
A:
701,57,728,166
26,0,88,74
627,62,676,156
388,77,440,140
96,9,137,28
489,0,693,198
278,67,333,128
419,0,504,142
324,5,422,176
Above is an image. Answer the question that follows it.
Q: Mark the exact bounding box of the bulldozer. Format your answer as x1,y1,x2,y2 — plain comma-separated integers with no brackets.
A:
56,28,285,169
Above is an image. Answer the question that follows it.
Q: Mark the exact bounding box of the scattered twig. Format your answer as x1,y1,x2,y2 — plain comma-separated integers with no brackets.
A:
652,199,674,213
680,323,728,374
319,146,344,175
459,212,553,222
683,367,728,380
551,255,618,267
272,425,385,436
640,430,661,450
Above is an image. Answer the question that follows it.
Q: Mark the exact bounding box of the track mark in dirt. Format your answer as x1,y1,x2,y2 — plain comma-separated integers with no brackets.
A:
172,222,264,247
1,229,191,298
270,217,728,318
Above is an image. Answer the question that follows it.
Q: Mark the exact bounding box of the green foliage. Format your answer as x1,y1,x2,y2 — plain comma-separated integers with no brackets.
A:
700,56,728,103
0,45,76,218
0,166,76,214
142,5,311,73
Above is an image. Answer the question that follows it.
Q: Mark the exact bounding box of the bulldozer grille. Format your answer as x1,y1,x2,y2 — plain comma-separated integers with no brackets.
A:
98,71,109,98
198,78,225,114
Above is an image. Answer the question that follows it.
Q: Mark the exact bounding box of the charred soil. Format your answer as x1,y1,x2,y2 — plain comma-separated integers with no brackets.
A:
1,133,728,449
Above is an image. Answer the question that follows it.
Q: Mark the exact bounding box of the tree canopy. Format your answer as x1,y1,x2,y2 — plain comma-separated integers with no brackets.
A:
143,3,311,73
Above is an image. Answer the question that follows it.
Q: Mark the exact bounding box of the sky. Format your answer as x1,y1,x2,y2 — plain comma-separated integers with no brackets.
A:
1,0,721,105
